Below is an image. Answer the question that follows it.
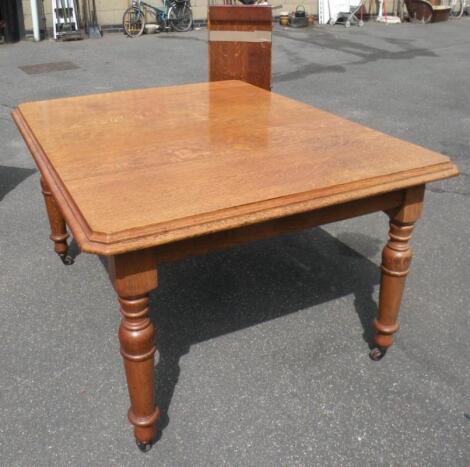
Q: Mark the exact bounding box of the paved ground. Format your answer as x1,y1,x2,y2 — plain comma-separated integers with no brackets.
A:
1,19,469,467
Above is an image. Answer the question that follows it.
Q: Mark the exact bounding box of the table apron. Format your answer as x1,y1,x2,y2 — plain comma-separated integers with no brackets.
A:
154,188,408,264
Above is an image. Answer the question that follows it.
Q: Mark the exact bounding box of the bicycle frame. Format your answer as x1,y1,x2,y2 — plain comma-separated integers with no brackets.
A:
132,0,170,24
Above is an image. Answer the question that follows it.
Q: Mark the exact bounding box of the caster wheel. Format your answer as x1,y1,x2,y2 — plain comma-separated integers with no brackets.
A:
345,20,351,28
59,254,74,266
369,347,387,361
136,440,153,452
358,20,364,27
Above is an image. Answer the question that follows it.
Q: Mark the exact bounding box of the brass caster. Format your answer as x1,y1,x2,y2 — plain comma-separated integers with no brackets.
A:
369,347,387,361
59,254,74,266
136,440,153,452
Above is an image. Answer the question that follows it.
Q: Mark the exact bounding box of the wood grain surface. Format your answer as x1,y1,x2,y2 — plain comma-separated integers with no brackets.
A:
208,5,272,90
13,80,458,255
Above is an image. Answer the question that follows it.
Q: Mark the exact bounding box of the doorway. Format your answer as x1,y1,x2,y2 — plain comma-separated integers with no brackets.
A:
0,0,24,43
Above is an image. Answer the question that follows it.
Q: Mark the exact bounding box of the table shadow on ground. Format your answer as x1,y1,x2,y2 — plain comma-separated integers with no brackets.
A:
149,226,383,436
0,165,36,201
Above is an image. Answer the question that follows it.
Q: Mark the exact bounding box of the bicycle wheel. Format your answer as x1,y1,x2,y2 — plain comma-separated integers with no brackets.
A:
123,7,145,37
449,0,464,17
168,3,193,32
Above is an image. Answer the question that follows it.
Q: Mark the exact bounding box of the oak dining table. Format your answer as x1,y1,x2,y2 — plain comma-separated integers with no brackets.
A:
12,80,459,451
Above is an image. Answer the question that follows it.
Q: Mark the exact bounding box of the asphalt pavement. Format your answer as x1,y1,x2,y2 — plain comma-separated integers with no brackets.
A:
0,20,469,466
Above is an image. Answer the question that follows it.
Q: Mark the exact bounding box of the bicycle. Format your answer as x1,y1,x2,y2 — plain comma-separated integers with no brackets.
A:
123,0,193,37
443,0,466,17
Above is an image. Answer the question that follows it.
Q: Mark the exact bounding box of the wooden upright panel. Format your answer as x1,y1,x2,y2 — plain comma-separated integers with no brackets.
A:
208,5,272,90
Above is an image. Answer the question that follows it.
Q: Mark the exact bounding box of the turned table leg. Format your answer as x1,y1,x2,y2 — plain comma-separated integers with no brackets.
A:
40,177,73,265
370,185,425,361
108,250,160,451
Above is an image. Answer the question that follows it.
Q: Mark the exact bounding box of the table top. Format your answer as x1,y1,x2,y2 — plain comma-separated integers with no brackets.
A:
13,80,458,255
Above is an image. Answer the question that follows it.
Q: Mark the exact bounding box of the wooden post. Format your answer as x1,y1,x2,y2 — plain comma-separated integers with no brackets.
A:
370,185,425,360
40,177,73,264
108,250,159,451
208,5,272,91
